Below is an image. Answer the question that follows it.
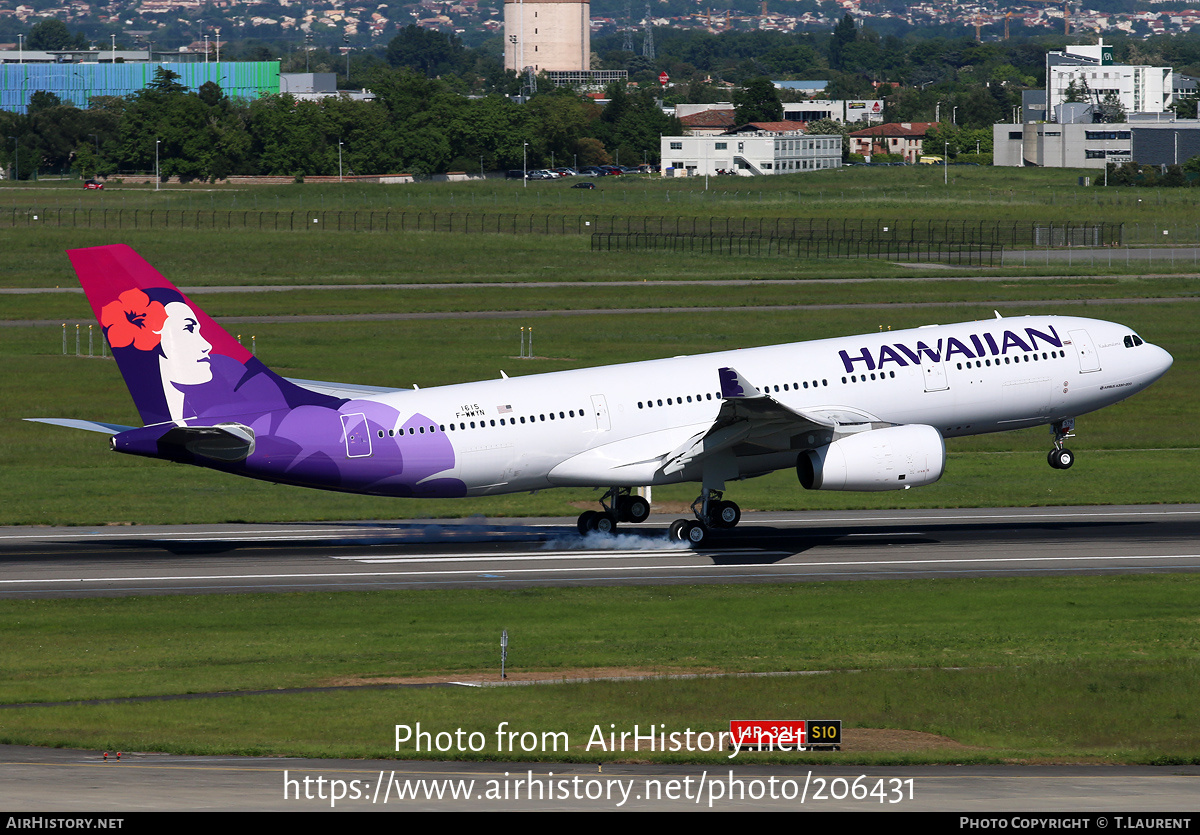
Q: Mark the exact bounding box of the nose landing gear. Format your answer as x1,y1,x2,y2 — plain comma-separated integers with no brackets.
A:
1047,418,1075,470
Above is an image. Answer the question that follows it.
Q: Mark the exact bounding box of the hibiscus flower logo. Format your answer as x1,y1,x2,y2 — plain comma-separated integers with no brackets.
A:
100,289,168,351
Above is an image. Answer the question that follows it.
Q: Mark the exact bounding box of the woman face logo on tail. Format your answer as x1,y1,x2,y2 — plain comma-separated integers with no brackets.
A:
157,301,213,387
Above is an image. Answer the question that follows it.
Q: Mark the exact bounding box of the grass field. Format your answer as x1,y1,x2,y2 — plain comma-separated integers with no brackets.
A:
1,577,1198,764
1,168,1197,765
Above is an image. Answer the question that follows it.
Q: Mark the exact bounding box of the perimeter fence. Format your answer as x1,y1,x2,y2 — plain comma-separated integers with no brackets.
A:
0,206,1122,247
591,233,1004,266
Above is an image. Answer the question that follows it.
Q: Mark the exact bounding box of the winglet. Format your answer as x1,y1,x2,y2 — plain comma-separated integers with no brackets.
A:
718,367,762,399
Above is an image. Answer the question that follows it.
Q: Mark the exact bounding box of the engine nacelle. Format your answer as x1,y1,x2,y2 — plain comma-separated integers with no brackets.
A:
797,424,945,492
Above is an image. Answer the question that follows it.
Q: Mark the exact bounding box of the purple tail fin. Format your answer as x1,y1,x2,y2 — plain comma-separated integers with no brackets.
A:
69,244,341,426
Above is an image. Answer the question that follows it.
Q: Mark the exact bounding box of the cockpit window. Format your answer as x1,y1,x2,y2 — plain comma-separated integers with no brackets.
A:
1124,334,1144,348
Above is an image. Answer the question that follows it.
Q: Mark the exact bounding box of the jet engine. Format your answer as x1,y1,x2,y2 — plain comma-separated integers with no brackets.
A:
797,424,945,491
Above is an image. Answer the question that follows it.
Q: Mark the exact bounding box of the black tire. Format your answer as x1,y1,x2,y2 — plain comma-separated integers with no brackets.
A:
715,500,741,528
577,511,598,535
1048,449,1062,469
684,521,707,545
668,519,688,541
594,513,616,534
622,495,650,524
1054,448,1074,470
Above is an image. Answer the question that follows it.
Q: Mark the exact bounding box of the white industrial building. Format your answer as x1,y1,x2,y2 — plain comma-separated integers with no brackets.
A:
993,40,1189,169
661,125,842,177
1046,41,1173,119
993,120,1200,169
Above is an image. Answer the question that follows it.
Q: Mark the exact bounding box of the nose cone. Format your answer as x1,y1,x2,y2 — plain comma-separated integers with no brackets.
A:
1150,344,1174,382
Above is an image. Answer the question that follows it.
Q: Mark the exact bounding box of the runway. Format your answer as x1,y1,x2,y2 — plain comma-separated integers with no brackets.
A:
2,745,1198,811
2,505,1198,599
4,506,1198,813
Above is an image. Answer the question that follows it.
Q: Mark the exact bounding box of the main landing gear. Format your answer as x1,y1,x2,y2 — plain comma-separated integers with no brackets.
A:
577,487,651,534
1047,418,1076,470
667,489,741,546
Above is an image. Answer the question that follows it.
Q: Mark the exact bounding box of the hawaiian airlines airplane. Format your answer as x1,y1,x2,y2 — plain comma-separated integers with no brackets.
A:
30,245,1173,545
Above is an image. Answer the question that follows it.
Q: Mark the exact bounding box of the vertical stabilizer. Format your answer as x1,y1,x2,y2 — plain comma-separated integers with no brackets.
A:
68,244,341,426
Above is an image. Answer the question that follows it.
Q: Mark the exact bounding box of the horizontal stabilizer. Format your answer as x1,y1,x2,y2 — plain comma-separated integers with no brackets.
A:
284,377,402,399
25,418,134,435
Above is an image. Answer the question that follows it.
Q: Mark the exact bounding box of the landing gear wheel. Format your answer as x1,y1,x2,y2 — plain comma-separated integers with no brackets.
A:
714,500,741,529
668,519,688,542
593,512,616,534
683,520,707,546
1049,448,1074,470
577,511,598,535
618,495,650,524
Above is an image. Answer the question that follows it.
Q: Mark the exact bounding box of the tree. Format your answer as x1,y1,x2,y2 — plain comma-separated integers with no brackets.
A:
386,25,465,77
27,20,86,51
829,13,857,71
27,91,62,114
1099,91,1126,124
1062,78,1090,104
733,77,782,124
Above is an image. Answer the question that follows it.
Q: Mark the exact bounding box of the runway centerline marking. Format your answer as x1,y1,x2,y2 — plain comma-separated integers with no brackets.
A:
1,552,1198,586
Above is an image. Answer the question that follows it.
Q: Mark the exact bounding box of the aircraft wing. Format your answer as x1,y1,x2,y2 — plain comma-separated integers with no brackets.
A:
658,367,842,476
284,377,405,399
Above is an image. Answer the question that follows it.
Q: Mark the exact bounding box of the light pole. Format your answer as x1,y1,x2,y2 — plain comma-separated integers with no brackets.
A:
155,139,160,190
17,34,23,63
204,34,209,62
522,141,528,188
215,28,221,62
952,106,958,126
943,140,948,186
338,140,343,182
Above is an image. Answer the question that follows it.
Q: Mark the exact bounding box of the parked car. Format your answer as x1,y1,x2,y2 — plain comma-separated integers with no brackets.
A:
571,181,595,189
84,179,104,190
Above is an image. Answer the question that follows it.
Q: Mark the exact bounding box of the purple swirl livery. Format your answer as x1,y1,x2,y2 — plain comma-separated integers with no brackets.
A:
32,245,1173,544
66,245,465,499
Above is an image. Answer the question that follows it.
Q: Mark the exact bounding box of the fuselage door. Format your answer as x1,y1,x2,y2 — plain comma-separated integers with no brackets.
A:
921,354,949,392
1068,329,1101,373
591,394,611,431
340,412,373,458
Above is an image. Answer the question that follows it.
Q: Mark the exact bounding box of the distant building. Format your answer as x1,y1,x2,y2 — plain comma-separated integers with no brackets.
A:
993,121,1200,168
661,123,841,177
0,61,280,113
783,99,883,124
678,107,736,136
848,122,936,163
279,73,374,101
1046,40,1173,119
504,0,589,73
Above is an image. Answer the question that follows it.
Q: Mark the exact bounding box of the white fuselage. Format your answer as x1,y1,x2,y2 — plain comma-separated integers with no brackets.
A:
351,314,1172,497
